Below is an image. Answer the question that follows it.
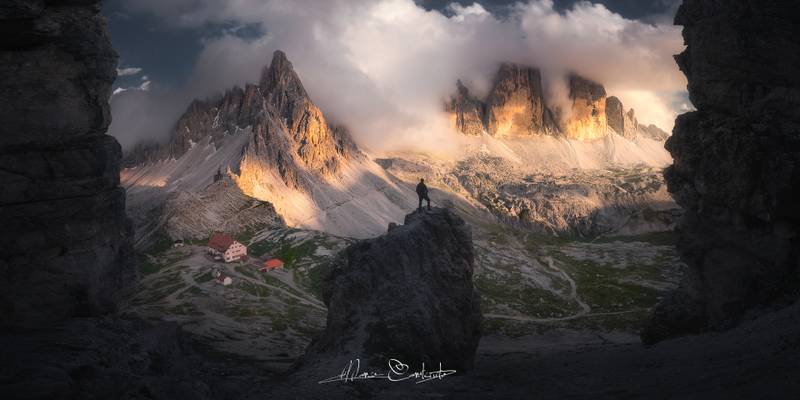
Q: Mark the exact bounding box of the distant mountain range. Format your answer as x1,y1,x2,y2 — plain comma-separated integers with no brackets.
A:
122,51,678,245
445,63,669,141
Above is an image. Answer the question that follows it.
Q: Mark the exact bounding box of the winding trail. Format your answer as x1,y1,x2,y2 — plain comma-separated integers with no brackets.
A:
484,309,648,323
543,255,591,316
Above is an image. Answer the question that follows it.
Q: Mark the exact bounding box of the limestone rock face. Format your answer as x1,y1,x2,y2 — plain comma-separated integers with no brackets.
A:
643,0,800,344
637,123,670,141
606,96,638,139
446,80,485,136
294,208,481,375
259,50,358,175
484,63,556,137
446,66,662,141
124,50,415,241
133,50,360,188
161,176,285,241
0,0,135,327
563,74,608,140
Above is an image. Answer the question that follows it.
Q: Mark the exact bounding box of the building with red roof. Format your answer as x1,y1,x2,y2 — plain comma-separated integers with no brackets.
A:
206,232,247,263
260,258,284,272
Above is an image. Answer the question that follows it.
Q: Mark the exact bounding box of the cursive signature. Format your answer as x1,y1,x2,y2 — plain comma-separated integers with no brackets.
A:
318,358,456,384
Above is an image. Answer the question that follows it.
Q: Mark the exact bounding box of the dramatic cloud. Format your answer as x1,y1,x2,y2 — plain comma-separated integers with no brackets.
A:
110,83,187,150
111,0,686,154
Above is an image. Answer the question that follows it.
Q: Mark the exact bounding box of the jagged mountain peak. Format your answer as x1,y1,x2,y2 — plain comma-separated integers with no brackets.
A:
128,50,360,177
568,73,606,101
259,50,310,109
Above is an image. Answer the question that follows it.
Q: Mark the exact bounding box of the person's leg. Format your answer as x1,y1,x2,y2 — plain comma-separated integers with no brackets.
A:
418,195,422,211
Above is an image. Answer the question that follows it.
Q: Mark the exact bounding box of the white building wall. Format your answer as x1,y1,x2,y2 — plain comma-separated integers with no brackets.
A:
223,241,247,262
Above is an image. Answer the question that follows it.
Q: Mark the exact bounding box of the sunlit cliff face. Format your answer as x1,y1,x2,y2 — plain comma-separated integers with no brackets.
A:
232,154,319,229
563,97,608,140
489,104,536,137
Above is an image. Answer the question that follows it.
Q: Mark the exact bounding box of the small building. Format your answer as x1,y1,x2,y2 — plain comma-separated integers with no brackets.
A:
260,258,284,272
207,232,247,263
212,269,233,286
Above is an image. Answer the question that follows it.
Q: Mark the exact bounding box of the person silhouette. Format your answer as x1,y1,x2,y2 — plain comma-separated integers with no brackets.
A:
416,178,431,211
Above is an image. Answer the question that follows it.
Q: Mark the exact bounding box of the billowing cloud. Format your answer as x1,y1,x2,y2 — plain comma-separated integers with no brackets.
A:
111,0,686,154
110,83,188,151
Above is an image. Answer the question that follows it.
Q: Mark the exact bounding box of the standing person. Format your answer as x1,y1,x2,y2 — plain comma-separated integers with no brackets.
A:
416,178,431,211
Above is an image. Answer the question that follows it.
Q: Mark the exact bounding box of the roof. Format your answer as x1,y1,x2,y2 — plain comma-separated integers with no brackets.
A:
207,232,234,253
264,258,284,268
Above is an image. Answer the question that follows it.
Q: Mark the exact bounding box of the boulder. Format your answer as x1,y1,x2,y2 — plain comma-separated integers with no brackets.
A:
294,207,482,377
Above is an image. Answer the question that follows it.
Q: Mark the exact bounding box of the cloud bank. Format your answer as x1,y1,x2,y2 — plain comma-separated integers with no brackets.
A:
110,0,687,155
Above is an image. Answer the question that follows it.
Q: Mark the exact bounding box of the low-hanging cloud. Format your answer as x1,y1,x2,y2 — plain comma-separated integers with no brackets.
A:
112,0,687,155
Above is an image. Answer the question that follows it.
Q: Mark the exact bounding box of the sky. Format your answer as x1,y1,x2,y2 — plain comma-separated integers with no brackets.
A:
105,0,688,153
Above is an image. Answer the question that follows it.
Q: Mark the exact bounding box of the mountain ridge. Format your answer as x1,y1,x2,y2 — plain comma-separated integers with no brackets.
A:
122,51,678,244
122,50,417,242
446,63,669,141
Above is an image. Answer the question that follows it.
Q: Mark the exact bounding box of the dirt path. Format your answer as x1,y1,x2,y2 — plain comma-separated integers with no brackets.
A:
484,308,646,323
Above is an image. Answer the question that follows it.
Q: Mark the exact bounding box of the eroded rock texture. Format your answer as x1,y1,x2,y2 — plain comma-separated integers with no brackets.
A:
446,80,485,136
643,0,800,343
446,65,665,141
606,96,637,139
563,74,608,140
293,208,481,377
0,0,134,327
484,63,556,137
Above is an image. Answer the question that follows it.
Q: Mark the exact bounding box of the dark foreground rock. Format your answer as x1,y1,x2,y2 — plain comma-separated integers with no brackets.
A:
0,0,134,327
287,208,481,393
643,0,800,343
1,317,213,400
0,2,216,400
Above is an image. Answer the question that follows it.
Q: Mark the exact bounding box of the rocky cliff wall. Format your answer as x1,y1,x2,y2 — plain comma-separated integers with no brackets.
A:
484,63,553,137
643,0,800,343
562,74,608,140
0,0,135,327
446,65,661,141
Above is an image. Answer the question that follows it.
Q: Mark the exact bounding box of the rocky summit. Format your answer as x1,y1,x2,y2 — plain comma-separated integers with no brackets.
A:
643,0,800,344
292,207,481,380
